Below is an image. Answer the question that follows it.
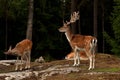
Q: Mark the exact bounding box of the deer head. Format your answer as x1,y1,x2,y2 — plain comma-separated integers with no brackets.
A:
4,46,12,54
4,46,19,56
58,11,79,33
58,22,70,32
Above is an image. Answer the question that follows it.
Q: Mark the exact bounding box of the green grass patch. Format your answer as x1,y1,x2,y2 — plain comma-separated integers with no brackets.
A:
94,68,120,72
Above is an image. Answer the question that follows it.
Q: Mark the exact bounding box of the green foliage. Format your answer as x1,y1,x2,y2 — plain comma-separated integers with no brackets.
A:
33,0,67,51
32,0,70,59
0,0,116,59
104,0,120,55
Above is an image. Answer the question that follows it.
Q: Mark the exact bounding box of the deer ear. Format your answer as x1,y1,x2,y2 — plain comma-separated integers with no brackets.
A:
8,46,12,51
4,46,12,54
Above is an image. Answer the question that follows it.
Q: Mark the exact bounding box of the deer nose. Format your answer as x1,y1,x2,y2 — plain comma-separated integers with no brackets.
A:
58,28,62,32
4,52,8,54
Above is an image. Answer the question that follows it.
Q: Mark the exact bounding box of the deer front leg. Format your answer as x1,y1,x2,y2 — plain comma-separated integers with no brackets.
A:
15,56,19,71
73,50,77,66
73,53,77,66
73,47,80,66
76,50,80,66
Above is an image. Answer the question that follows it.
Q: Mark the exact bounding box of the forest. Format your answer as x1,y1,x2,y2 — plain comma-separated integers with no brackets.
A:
0,0,120,61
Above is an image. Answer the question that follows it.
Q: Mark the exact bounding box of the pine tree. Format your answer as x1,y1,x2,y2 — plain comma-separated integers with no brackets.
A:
104,0,120,55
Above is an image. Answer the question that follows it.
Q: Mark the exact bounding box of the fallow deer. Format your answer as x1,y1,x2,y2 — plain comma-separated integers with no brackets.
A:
58,11,97,70
4,39,32,70
65,51,88,60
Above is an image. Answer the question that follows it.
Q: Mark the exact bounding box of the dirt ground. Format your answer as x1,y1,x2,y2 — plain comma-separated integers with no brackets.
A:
0,53,120,80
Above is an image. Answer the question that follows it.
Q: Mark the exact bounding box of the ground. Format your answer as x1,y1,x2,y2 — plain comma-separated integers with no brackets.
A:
0,53,120,80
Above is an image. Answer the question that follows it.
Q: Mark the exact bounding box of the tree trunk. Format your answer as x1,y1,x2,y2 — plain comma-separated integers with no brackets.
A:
101,0,104,53
77,0,86,34
26,0,34,40
93,0,98,37
5,0,8,59
93,0,98,51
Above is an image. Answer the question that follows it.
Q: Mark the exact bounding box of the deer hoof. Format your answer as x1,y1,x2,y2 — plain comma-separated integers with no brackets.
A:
76,64,80,66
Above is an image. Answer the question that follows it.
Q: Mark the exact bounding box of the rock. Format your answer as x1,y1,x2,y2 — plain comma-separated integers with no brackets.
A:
34,56,45,63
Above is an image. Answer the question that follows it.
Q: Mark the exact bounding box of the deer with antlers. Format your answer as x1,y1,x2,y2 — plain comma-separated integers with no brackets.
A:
58,11,97,70
4,39,32,71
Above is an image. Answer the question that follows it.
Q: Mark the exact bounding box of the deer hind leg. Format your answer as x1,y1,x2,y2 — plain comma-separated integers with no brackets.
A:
91,47,95,69
28,50,31,69
20,56,24,70
91,38,97,69
20,52,28,70
27,50,31,69
24,53,29,69
88,56,93,70
27,51,31,68
92,54,95,69
89,46,96,69
85,50,93,70
25,51,31,69
88,53,95,70
88,54,95,70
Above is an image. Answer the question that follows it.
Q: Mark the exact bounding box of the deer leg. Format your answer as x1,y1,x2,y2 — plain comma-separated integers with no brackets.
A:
89,45,95,70
92,54,95,69
25,51,31,69
20,56,24,70
76,50,80,66
26,54,29,69
88,56,93,70
73,54,77,66
91,39,97,69
73,56,77,66
85,50,93,70
73,49,77,66
28,51,31,69
15,56,19,71
92,49,95,69
24,53,28,69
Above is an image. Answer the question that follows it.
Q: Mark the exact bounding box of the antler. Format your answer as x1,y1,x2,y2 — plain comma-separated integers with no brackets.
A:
66,11,79,25
70,11,79,23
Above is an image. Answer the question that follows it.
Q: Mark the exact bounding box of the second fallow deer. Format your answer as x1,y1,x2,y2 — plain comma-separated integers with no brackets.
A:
58,11,97,70
4,39,32,71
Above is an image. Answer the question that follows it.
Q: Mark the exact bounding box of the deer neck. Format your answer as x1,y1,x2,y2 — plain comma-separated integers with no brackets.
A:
65,29,73,42
11,49,21,56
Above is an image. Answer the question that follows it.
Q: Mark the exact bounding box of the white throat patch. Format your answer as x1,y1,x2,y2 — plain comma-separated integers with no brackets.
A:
65,33,70,42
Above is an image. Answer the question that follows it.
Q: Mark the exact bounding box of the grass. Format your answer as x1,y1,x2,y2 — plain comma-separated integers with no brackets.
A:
93,68,120,72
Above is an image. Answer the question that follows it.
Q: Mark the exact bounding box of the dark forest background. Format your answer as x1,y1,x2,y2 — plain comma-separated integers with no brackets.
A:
0,0,120,61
